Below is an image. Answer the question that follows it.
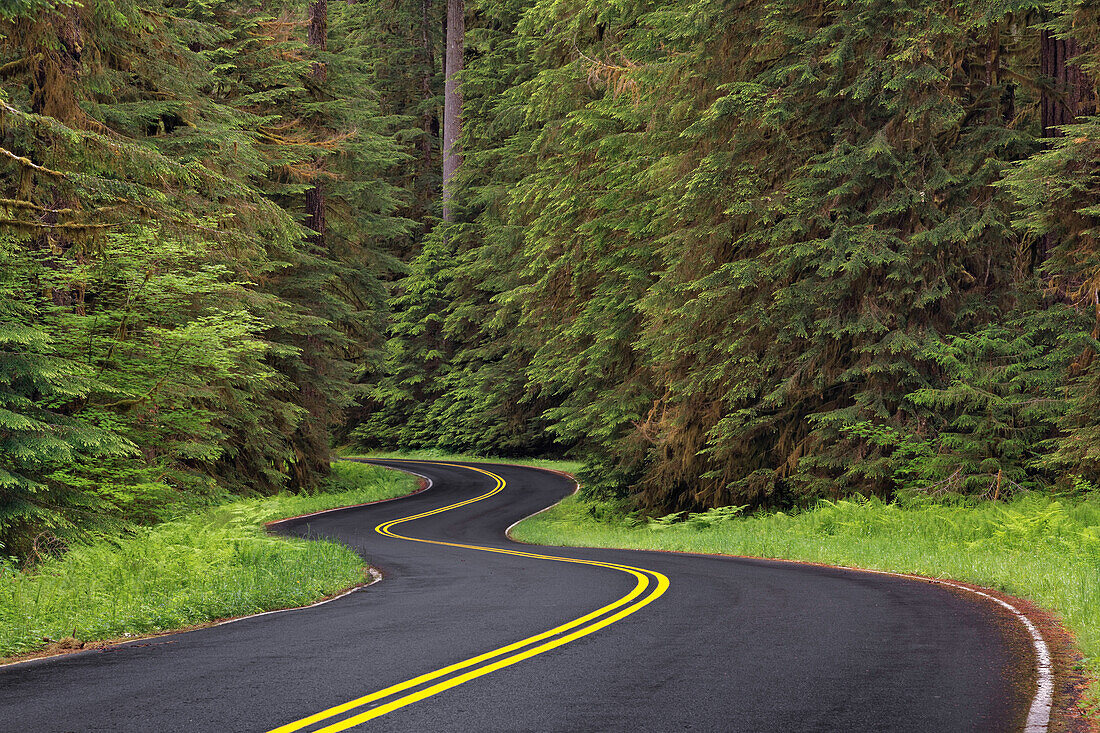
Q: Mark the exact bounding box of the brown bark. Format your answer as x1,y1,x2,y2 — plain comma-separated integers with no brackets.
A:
1040,30,1095,137
442,0,464,222
31,6,81,121
283,3,333,492
421,0,436,212
307,0,328,83
305,181,326,247
1035,29,1096,269
305,0,327,247
30,7,85,311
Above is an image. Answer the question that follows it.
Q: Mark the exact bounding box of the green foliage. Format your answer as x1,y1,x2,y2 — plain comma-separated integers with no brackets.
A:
892,306,1086,495
364,0,1100,521
356,229,454,449
8,0,1100,591
0,236,135,556
356,0,560,457
0,0,407,557
644,505,747,530
1000,2,1100,486
348,449,582,475
684,505,748,530
0,461,416,658
0,516,363,658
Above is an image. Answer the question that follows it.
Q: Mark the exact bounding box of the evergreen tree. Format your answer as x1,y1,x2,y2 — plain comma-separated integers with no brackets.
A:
0,0,407,555
1004,0,1100,486
11,0,1100,545
0,234,133,557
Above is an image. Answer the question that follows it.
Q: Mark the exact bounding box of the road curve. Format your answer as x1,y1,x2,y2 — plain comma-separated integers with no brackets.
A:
1,459,1033,732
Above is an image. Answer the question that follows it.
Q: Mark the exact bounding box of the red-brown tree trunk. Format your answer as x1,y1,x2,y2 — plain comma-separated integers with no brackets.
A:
421,0,436,218
1040,30,1095,137
1035,29,1096,269
306,0,327,248
441,0,463,222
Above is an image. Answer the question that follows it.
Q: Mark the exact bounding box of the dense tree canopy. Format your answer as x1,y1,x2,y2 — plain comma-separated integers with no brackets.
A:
3,0,1100,558
0,0,409,556
367,0,1100,511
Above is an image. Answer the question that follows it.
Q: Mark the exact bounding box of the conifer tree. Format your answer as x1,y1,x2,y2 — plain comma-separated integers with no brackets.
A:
0,0,408,554
432,0,1068,508
0,234,133,557
1005,1,1100,486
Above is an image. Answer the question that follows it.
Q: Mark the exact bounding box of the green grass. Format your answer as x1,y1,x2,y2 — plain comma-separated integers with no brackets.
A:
0,461,416,659
512,490,1100,706
344,449,583,476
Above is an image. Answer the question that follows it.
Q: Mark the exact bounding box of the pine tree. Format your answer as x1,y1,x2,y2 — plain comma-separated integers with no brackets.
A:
354,230,454,449
1004,0,1100,486
442,0,1060,509
0,0,408,555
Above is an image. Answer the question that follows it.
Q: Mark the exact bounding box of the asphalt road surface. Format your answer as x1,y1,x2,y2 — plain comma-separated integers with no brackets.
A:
2,459,1033,732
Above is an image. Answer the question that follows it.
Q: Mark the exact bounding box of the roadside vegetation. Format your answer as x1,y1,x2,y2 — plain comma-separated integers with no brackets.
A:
346,450,582,476
0,462,415,660
511,488,1100,710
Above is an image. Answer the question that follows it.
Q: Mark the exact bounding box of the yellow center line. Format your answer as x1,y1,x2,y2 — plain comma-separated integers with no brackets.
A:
267,461,669,733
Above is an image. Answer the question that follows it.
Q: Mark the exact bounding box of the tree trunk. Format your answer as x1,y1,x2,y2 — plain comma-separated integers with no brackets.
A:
441,0,463,222
1040,30,1095,137
32,5,85,311
307,0,328,82
1035,29,1096,268
306,0,327,247
31,5,81,120
420,0,436,218
305,182,326,247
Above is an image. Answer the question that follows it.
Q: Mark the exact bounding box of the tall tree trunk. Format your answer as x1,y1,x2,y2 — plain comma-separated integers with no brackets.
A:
32,6,85,311
31,6,81,121
286,1,332,491
441,0,463,222
1035,29,1096,269
420,0,436,223
306,0,327,248
1040,30,1094,137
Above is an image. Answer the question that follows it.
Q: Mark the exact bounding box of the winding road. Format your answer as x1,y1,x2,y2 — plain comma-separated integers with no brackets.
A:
2,459,1035,732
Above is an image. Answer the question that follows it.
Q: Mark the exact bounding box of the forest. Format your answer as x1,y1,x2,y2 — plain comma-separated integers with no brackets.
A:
3,0,1100,561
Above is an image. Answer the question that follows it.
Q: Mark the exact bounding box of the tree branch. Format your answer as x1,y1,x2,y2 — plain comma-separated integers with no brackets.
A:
0,219,118,230
0,198,77,215
0,147,66,178
0,53,41,78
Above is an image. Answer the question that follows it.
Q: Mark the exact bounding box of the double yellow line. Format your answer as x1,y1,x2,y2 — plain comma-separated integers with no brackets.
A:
268,461,669,733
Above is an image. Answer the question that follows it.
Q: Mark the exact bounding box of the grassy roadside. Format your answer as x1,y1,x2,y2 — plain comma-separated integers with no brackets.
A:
511,490,1100,712
0,461,417,659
